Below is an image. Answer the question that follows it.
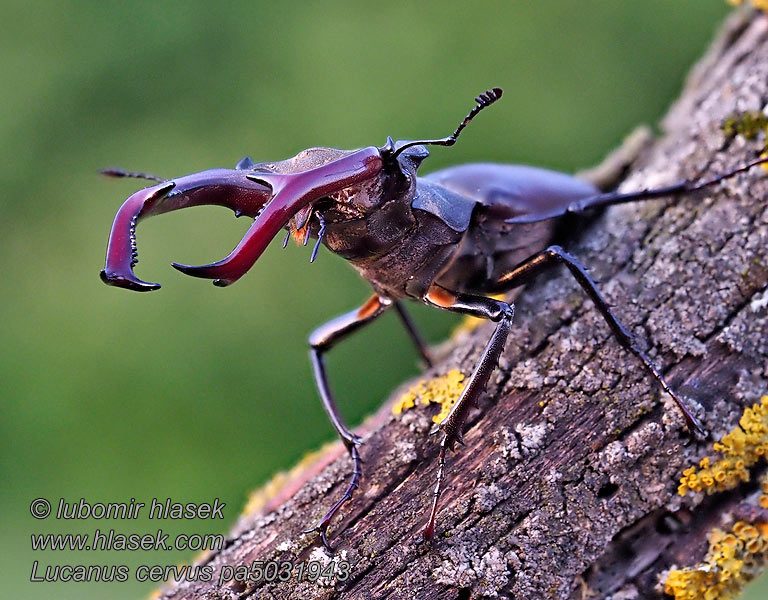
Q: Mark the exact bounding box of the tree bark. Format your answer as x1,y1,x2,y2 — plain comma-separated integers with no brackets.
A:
160,9,768,600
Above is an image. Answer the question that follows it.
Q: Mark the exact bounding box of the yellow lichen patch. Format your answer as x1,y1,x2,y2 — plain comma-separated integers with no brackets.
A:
722,111,768,140
678,397,768,497
244,471,291,516
243,442,335,517
728,0,768,12
665,520,768,600
721,110,768,173
760,472,768,509
393,369,467,424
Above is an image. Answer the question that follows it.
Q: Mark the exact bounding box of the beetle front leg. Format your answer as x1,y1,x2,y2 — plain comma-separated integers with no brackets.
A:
422,287,515,539
498,245,705,435
306,295,391,551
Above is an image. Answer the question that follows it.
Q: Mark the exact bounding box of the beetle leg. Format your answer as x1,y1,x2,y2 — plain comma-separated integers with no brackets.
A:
393,301,434,368
498,245,705,436
306,295,392,551
565,155,768,214
422,287,515,539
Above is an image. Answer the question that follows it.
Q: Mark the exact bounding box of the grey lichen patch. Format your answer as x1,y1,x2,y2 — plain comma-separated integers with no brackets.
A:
624,421,664,458
506,320,612,399
307,547,350,588
473,483,511,513
397,406,432,434
636,159,768,356
496,421,550,462
659,397,701,438
434,546,509,598
517,422,550,455
388,440,418,466
497,427,521,461
717,283,768,360
275,539,295,553
598,440,630,475
571,356,618,394
750,286,768,311
735,368,768,404
611,584,640,600
508,357,545,390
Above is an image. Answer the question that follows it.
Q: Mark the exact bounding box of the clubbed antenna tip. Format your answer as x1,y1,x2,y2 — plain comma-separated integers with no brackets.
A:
392,87,503,159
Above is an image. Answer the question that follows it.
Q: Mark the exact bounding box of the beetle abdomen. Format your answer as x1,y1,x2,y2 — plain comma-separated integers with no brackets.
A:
424,163,598,223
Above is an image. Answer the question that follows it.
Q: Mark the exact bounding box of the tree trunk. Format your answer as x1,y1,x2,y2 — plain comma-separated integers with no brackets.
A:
160,9,768,600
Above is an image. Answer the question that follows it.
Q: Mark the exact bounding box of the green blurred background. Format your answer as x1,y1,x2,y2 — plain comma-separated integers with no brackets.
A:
3,1,765,598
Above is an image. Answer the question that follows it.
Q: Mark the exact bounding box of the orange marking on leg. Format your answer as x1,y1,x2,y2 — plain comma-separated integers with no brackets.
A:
427,286,457,308
357,296,382,319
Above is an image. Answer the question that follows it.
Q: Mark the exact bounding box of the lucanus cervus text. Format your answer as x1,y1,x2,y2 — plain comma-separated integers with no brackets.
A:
101,88,768,549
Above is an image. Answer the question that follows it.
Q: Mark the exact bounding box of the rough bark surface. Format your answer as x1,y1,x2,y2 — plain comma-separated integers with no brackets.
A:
160,10,768,600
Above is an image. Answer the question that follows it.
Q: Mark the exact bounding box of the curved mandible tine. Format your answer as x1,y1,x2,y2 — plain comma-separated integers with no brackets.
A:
101,168,276,292
172,148,384,287
171,170,302,286
101,182,176,291
172,214,283,287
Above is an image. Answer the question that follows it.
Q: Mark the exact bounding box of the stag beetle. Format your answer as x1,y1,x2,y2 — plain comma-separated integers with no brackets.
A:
101,88,768,549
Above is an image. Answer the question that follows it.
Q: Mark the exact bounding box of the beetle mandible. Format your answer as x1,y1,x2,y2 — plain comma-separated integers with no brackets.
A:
101,88,768,549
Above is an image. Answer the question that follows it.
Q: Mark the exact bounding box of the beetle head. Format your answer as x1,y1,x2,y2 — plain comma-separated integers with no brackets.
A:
296,86,506,238
284,140,432,240
358,86,503,223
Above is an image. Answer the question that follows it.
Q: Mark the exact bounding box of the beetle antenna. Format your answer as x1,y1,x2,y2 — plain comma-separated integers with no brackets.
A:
101,168,167,183
392,87,503,159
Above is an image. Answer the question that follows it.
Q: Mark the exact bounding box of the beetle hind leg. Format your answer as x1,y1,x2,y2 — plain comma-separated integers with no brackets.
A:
498,245,705,436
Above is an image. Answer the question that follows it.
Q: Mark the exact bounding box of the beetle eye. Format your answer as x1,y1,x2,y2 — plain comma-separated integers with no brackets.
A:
399,144,430,165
